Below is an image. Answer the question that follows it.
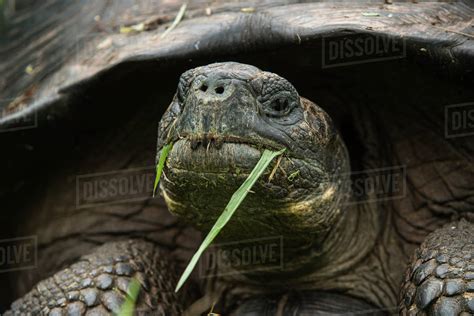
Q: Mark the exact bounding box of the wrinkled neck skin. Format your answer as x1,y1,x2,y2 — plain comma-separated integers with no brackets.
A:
207,167,381,288
206,199,384,313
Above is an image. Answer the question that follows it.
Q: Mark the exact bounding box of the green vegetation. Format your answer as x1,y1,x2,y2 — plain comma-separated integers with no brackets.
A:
287,170,300,182
117,279,141,316
153,143,174,197
174,148,286,292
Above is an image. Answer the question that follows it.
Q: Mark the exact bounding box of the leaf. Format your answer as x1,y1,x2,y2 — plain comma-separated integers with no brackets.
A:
117,279,141,316
240,7,256,13
25,64,35,75
120,22,145,34
362,12,380,17
160,3,187,39
175,148,286,292
153,143,173,197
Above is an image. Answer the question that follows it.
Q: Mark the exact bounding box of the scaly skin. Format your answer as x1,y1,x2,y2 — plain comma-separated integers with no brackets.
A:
5,240,182,315
400,220,474,315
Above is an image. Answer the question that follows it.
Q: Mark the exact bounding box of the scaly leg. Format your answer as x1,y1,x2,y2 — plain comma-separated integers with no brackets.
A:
5,239,183,315
399,219,474,315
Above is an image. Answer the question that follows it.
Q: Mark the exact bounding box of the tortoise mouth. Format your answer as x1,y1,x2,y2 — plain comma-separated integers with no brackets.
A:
160,136,340,245
161,137,327,202
169,133,283,153
164,137,272,175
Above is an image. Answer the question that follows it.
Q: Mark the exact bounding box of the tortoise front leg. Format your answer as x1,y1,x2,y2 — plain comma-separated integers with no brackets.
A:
399,220,473,315
5,239,184,315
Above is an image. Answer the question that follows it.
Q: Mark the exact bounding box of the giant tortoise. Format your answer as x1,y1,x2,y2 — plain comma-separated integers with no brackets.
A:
0,0,473,315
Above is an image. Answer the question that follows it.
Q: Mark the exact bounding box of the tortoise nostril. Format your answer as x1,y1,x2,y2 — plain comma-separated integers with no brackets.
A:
215,86,224,94
200,84,208,92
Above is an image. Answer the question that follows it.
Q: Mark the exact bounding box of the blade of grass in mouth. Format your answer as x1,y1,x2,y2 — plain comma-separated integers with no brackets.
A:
175,148,286,292
153,143,174,197
117,278,141,316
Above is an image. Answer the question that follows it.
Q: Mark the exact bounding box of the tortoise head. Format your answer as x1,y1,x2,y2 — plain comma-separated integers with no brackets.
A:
157,62,350,256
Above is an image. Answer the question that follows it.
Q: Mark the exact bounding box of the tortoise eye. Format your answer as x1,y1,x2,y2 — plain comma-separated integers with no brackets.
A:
271,98,289,113
264,96,293,117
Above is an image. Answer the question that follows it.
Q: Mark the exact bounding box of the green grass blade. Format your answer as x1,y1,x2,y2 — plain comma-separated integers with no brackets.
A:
175,148,286,292
117,279,141,316
153,143,173,197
